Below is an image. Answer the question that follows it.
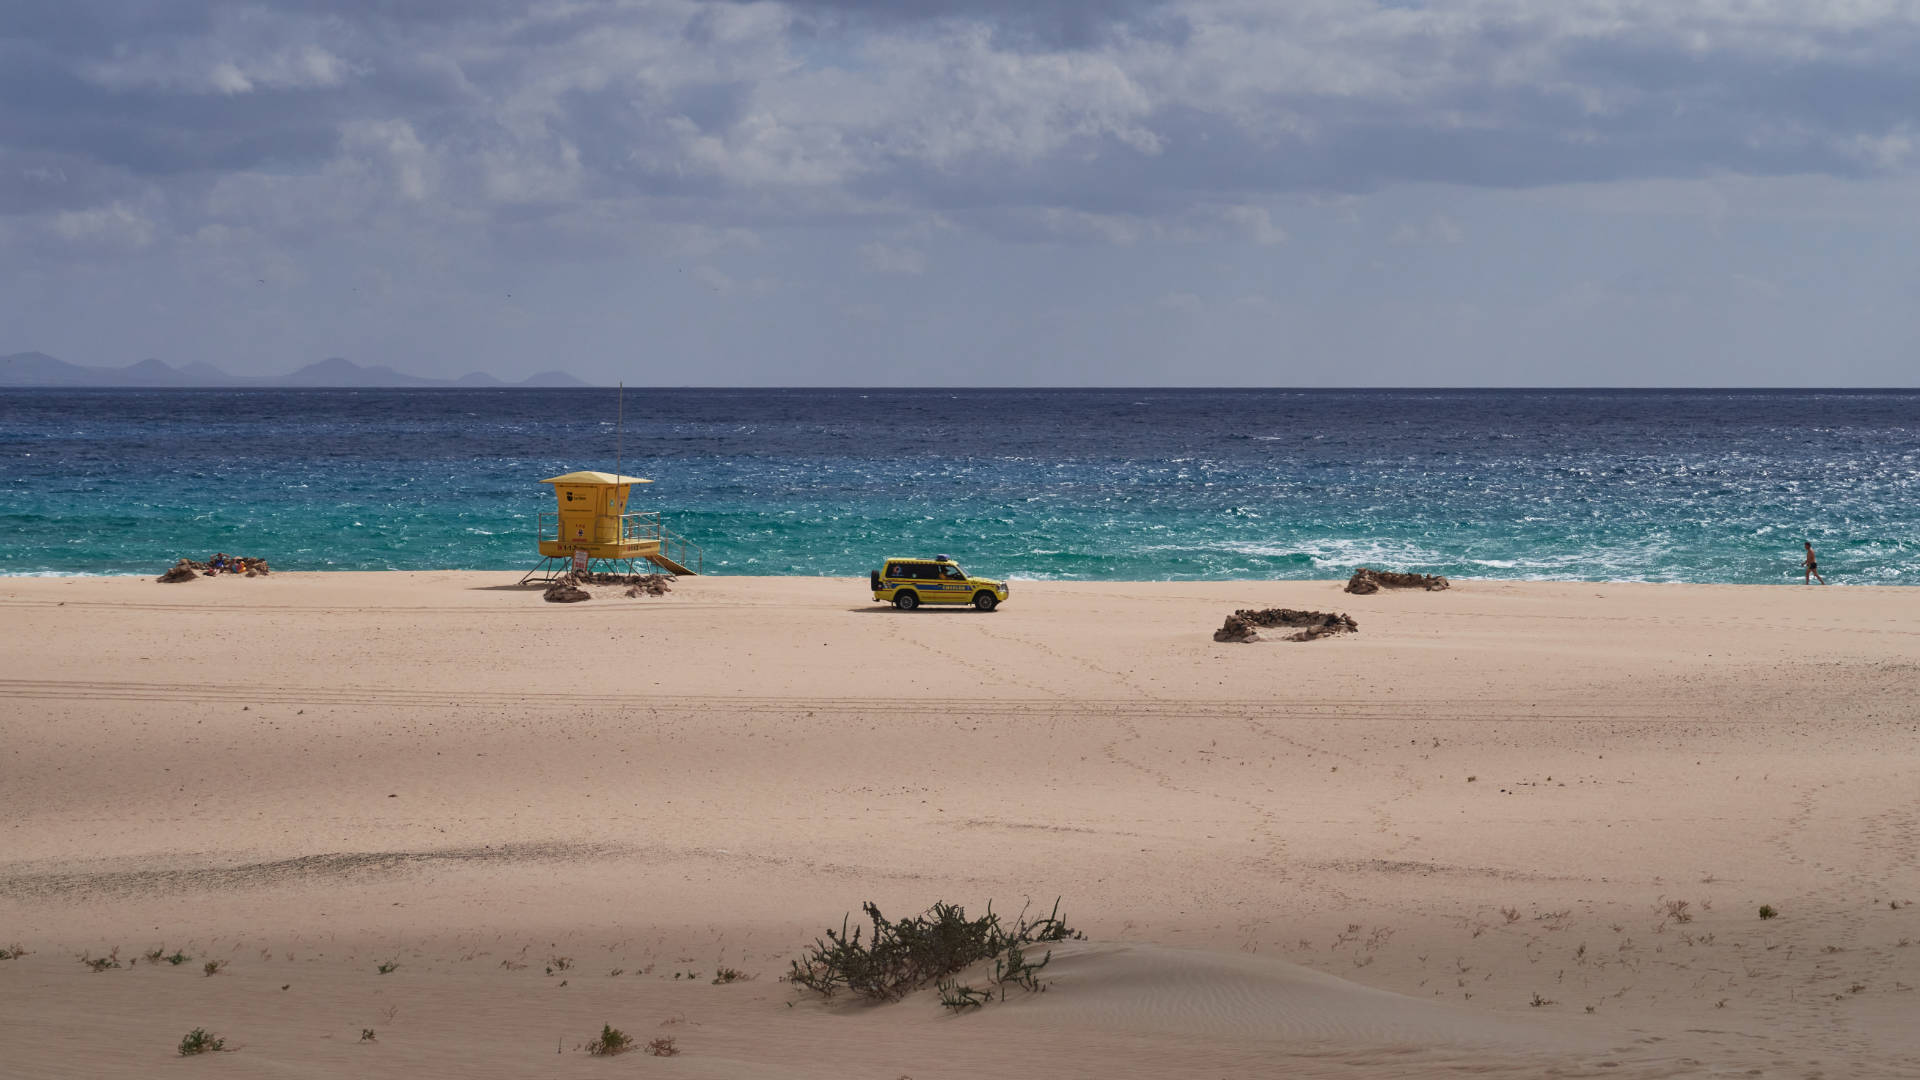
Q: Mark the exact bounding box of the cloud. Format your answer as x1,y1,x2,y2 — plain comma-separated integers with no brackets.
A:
86,44,352,95
13,0,1920,250
1219,204,1287,246
859,241,926,274
1157,290,1203,314
48,200,155,248
7,0,1920,384
1389,214,1466,246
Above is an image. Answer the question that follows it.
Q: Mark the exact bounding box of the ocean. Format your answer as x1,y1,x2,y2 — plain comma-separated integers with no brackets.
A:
2,388,1915,583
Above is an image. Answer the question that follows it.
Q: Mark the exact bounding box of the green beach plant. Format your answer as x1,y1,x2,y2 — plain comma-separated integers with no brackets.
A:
937,977,991,1012
787,897,1081,1004
991,941,1051,999
177,1028,226,1056
585,1024,633,1056
81,949,120,972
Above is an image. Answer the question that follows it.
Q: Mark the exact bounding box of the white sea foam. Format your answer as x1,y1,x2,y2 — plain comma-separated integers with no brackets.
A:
0,570,146,578
1176,537,1455,569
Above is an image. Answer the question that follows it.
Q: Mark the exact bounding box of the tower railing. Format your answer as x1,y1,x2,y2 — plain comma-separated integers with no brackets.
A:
535,510,663,547
659,526,703,575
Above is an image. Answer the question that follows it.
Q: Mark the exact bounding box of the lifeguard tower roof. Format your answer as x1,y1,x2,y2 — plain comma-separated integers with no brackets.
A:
541,471,653,485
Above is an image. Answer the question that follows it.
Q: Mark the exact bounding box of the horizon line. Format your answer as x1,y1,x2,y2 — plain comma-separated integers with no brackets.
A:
7,384,1920,392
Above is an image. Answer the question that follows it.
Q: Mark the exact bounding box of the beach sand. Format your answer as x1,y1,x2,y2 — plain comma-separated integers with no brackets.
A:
2,573,1915,1077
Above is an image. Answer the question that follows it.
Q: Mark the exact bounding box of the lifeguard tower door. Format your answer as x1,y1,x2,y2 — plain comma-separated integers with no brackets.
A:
596,485,629,544
555,484,598,549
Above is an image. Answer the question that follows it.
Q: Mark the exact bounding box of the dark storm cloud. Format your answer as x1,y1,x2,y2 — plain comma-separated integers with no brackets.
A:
6,1,1920,240
749,0,1182,49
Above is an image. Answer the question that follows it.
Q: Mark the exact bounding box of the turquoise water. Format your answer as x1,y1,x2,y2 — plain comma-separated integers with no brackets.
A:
2,388,1916,582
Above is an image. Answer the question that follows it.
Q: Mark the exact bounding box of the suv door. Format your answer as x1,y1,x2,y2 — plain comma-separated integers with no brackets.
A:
896,562,934,602
933,562,971,603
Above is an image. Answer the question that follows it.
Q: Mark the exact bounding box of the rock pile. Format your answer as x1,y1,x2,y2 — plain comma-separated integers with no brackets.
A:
623,574,673,597
1345,568,1450,594
541,571,674,603
156,554,271,583
1214,608,1358,643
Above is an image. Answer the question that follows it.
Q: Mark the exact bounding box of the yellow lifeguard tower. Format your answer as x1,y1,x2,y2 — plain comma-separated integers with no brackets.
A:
523,470,702,581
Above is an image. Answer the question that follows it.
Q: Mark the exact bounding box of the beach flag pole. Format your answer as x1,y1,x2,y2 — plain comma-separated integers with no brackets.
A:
615,380,623,481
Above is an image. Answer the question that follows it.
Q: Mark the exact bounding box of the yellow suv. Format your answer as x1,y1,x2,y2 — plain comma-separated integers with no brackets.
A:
870,555,1010,611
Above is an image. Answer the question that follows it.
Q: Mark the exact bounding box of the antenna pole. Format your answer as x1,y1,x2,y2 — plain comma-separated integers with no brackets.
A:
615,380,623,480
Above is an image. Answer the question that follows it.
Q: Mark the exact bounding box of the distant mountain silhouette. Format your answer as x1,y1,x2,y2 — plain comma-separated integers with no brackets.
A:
0,352,591,388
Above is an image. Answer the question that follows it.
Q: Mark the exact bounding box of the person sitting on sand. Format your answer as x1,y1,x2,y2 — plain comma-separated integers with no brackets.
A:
1803,541,1826,585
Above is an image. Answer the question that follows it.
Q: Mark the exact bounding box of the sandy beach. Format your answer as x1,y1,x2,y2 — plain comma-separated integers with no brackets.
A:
2,572,1915,1077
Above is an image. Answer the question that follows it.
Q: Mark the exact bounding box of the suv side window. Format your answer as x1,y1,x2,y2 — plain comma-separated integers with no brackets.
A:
941,564,965,580
886,563,907,579
910,564,938,580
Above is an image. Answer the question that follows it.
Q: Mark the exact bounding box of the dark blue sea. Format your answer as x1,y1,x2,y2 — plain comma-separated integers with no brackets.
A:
2,388,1915,583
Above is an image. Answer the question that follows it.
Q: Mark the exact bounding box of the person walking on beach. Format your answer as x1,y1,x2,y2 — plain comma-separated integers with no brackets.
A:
1803,541,1826,585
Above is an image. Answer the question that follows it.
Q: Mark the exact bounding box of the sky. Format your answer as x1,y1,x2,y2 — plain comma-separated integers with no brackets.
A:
4,0,1919,386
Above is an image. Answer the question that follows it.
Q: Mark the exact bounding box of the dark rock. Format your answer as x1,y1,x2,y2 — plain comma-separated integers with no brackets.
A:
623,573,674,597
544,582,591,603
1346,568,1450,594
553,570,675,597
1215,607,1358,643
1213,613,1260,643
157,561,199,583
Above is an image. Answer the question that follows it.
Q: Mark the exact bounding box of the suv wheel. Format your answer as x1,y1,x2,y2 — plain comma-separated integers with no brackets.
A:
894,591,920,611
972,592,998,612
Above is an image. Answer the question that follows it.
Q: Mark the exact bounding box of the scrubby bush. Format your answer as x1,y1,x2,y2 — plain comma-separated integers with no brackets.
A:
788,898,1081,1003
585,1024,632,1056
81,950,120,972
177,1028,226,1056
937,977,991,1012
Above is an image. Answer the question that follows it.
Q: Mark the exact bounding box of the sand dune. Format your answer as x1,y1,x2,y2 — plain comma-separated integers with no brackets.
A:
2,573,1916,1077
